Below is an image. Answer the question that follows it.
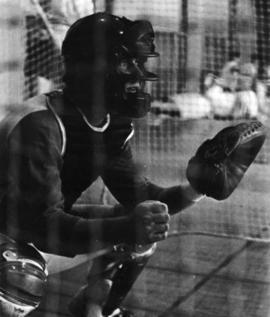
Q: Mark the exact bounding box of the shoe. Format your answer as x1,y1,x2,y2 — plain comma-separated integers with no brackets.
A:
107,307,134,317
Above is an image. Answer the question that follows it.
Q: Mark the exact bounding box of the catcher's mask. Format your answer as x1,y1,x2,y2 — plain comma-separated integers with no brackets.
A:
0,238,47,317
62,12,159,118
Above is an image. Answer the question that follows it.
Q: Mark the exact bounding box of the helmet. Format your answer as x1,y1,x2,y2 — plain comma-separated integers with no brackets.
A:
62,12,159,118
62,12,159,64
0,241,47,317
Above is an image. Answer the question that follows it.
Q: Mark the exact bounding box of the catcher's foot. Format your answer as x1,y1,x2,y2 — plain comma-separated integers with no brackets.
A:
69,298,133,317
106,307,134,317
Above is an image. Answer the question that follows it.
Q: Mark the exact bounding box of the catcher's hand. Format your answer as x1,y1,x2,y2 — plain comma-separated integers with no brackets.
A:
186,120,267,200
131,200,170,244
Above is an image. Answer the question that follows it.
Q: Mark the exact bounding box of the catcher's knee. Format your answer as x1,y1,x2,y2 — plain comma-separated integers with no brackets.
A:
0,235,47,317
88,243,157,280
113,242,157,265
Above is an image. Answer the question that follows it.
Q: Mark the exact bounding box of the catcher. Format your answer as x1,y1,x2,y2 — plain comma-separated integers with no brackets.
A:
0,12,266,317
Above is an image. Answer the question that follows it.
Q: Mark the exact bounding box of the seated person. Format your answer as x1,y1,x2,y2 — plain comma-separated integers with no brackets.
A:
205,52,240,118
232,63,259,119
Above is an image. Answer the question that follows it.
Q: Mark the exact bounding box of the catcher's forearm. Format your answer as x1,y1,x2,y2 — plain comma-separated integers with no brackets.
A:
70,204,119,219
70,216,133,254
156,183,204,215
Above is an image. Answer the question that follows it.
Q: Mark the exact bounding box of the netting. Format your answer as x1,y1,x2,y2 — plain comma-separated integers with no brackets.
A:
111,0,270,243
0,0,25,119
22,0,270,112
20,0,270,243
0,1,269,316
23,0,95,99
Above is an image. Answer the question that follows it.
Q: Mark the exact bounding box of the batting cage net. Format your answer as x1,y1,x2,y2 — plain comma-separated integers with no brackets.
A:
1,0,270,316
2,0,270,249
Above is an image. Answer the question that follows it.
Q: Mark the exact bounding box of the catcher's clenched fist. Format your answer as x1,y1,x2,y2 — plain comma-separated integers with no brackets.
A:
130,200,170,244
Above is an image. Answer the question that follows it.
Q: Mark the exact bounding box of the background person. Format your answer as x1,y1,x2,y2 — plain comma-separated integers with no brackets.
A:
232,62,259,119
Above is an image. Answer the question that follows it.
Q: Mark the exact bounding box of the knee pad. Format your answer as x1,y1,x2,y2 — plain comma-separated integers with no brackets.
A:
87,243,157,289
0,240,47,317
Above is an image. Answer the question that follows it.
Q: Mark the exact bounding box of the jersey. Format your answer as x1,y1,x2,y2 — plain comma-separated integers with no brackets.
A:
0,90,191,256
0,91,159,256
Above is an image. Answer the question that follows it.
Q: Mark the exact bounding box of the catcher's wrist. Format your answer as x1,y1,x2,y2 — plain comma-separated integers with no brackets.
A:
184,184,205,203
113,204,127,217
191,194,206,203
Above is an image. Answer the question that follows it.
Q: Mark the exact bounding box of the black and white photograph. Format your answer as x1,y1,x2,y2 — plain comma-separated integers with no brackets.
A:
0,0,269,316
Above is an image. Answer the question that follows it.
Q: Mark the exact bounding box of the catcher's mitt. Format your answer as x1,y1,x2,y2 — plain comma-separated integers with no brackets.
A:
186,120,267,200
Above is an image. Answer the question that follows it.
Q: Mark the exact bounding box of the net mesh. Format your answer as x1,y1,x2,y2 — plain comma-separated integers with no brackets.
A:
20,0,270,242
112,0,270,242
0,1,268,316
24,12,63,99
2,0,260,242
23,0,95,99
132,117,270,243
